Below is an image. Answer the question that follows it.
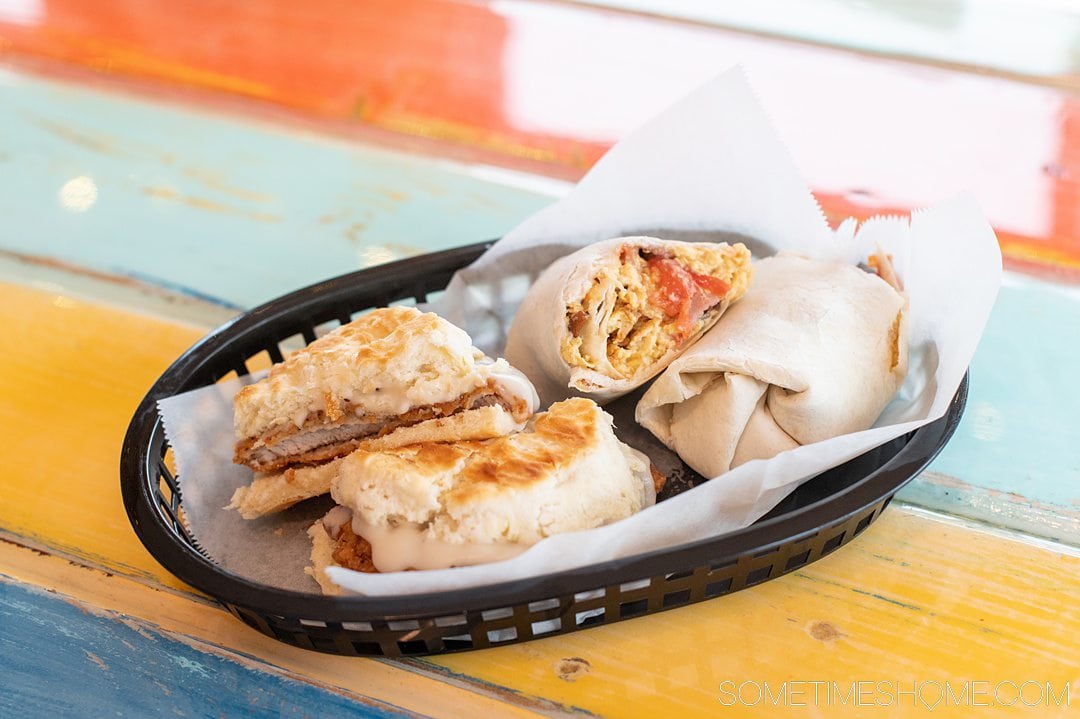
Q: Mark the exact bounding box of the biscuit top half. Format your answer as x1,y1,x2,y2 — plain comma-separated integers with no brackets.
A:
234,307,527,440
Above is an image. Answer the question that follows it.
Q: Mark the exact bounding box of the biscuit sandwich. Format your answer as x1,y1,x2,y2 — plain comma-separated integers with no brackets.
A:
306,397,661,594
229,306,539,518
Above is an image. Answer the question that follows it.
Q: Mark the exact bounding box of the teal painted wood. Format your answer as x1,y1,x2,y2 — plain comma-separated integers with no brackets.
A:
0,70,1075,542
0,577,422,719
0,69,555,310
899,273,1080,543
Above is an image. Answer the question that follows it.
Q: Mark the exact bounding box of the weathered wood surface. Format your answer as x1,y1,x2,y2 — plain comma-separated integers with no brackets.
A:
2,0,1078,279
1,2,1078,715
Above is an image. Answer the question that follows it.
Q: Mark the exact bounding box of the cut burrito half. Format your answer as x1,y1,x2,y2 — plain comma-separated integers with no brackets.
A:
306,397,663,593
505,236,752,406
635,252,908,478
229,306,539,518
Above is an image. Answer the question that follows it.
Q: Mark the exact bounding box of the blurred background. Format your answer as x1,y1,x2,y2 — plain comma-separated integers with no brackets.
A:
1,0,1078,299
2,4,1079,715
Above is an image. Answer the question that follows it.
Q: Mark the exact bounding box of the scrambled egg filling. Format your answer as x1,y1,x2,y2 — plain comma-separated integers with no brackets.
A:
561,245,741,379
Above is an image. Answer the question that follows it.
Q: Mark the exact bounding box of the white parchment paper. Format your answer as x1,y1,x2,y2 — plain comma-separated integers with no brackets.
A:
158,68,1001,596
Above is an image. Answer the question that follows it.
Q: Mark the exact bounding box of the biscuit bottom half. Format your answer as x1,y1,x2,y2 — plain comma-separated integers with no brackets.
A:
306,512,530,595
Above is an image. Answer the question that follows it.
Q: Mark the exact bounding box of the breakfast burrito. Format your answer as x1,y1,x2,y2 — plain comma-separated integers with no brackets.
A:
306,397,660,594
505,236,753,406
229,306,539,518
635,253,908,478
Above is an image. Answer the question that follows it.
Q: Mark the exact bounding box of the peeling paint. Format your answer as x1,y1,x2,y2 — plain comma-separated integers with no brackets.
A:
344,221,368,245
0,580,409,718
554,657,591,682
181,167,277,203
849,588,923,612
396,658,599,716
26,115,123,156
807,621,844,643
142,185,282,222
83,650,109,671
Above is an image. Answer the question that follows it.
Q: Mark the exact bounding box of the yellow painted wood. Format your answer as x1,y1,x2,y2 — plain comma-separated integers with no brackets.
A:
0,280,205,588
432,508,1080,718
0,539,547,719
5,280,1078,716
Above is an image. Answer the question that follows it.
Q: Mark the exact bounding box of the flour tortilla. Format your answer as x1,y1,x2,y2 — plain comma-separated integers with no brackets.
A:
636,254,908,477
505,236,751,406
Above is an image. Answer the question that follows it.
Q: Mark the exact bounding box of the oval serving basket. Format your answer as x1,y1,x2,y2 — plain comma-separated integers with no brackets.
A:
121,241,968,657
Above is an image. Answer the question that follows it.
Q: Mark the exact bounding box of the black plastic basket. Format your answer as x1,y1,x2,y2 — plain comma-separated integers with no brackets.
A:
121,241,968,657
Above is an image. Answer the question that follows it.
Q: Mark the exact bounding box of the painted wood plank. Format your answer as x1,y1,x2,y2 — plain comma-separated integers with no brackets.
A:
5,280,1076,716
13,505,1068,719
0,13,1074,715
577,0,1080,82
0,578,419,719
2,273,1075,713
4,508,1077,718
2,3,1079,277
0,264,1077,600
0,539,562,718
0,216,1076,716
0,280,206,589
0,70,557,311
0,248,240,329
429,506,1080,718
899,273,1080,543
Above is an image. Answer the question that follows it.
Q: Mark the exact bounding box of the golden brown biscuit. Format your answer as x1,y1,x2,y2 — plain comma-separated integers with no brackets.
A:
234,307,538,472
307,398,657,587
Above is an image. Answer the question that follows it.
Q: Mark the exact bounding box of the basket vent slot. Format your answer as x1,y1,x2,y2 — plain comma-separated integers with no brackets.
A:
822,531,846,554
746,565,773,585
786,549,812,571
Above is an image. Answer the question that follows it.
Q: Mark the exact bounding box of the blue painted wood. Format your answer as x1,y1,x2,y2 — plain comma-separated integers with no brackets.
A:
0,70,554,310
901,273,1080,542
0,578,419,718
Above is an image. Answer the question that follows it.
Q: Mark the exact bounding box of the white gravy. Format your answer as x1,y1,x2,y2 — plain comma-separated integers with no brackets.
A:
352,517,528,572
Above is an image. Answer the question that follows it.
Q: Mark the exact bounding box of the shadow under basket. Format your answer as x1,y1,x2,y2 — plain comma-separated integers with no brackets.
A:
121,241,968,657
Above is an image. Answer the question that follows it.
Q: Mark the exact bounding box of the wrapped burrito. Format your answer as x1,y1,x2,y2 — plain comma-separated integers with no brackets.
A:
635,253,908,478
505,236,752,405
229,306,539,518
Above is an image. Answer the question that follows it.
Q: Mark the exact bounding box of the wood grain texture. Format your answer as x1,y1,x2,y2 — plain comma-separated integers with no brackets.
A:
0,7,1076,715
4,507,1077,718
0,578,419,719
0,539,560,718
895,274,1080,545
0,281,204,588
2,1,1079,277
0,71,557,311
1,229,1076,586
429,507,1080,718
4,277,1076,716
